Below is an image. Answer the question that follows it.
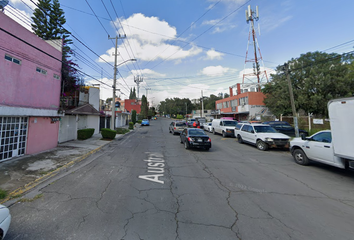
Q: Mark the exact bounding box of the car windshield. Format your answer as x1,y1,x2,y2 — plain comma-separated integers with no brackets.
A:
254,125,278,133
176,122,186,126
223,121,237,126
188,129,205,136
143,119,148,121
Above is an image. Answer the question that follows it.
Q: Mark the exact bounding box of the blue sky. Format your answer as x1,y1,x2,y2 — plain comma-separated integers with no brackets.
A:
5,0,354,106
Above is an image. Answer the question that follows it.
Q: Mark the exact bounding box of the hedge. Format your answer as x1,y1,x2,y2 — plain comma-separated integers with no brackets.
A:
77,128,95,140
129,122,134,129
101,128,116,139
116,128,130,134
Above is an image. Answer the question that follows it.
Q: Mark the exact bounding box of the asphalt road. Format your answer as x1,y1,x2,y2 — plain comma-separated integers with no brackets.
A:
6,118,354,240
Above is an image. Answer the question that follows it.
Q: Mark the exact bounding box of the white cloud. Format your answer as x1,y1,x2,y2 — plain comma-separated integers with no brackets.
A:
202,18,236,34
100,13,203,64
200,65,230,76
205,49,224,60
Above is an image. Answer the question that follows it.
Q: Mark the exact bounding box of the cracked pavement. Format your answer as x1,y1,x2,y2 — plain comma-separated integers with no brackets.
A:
5,118,354,240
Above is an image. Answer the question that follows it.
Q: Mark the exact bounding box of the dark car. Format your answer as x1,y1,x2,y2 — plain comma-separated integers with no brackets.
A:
180,128,211,151
262,121,308,137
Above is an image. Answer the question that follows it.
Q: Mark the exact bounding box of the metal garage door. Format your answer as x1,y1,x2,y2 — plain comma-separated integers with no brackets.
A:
0,117,28,162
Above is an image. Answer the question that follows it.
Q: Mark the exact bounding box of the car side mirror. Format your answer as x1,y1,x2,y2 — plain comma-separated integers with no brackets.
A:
251,130,254,133
301,135,306,140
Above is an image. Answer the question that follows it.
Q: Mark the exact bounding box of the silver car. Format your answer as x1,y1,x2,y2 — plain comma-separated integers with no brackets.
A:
169,121,187,135
0,204,11,240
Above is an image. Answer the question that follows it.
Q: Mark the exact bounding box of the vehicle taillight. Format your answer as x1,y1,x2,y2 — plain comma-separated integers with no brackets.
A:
188,137,194,142
207,138,211,142
174,127,176,130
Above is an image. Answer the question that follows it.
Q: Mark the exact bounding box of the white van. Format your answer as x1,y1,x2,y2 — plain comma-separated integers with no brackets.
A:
211,119,237,137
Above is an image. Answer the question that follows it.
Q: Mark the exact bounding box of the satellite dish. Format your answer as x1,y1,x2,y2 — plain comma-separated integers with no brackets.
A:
0,0,9,12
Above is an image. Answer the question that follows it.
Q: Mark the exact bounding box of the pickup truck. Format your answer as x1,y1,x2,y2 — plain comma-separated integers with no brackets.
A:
235,123,290,151
290,97,354,169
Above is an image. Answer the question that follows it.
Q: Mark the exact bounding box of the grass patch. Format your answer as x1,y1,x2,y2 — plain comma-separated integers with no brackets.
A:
19,194,43,202
0,189,8,199
116,128,130,134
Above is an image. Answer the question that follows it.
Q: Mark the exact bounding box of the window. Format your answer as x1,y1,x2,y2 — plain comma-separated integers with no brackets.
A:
53,74,60,80
312,132,332,143
4,54,21,65
36,67,47,75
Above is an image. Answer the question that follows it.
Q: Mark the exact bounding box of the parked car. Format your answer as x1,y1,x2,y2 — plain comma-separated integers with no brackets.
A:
211,119,237,137
169,121,187,135
235,123,290,151
0,204,11,240
141,119,150,126
180,128,211,151
263,121,308,137
203,122,212,132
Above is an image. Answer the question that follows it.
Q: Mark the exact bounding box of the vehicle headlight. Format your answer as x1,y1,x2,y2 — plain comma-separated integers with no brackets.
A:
265,137,274,141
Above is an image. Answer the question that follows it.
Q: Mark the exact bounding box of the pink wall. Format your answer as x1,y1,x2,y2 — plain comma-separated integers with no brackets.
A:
0,12,62,110
26,117,59,154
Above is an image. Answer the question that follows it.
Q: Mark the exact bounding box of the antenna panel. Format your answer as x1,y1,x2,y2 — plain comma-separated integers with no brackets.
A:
248,5,251,18
245,10,249,21
256,6,259,18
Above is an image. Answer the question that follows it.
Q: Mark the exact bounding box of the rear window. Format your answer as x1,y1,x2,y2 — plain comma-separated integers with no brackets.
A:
176,122,186,127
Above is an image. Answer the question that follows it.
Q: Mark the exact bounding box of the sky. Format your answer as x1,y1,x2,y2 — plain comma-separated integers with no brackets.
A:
4,0,354,107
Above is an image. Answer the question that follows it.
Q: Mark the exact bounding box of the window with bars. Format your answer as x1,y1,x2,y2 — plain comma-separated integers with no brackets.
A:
0,117,28,162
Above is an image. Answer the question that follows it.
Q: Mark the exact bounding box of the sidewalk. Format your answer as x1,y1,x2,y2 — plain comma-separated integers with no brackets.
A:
0,130,133,204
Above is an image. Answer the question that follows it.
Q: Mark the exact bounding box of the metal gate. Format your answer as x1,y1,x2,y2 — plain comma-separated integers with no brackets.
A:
0,117,28,162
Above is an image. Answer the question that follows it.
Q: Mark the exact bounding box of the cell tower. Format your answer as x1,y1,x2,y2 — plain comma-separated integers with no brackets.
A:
243,5,268,90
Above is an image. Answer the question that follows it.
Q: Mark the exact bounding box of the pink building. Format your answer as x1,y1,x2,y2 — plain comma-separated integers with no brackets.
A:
0,12,63,161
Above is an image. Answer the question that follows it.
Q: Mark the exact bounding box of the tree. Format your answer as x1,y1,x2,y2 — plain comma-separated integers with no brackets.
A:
140,95,149,119
131,110,137,124
263,51,354,117
203,94,222,109
129,87,137,99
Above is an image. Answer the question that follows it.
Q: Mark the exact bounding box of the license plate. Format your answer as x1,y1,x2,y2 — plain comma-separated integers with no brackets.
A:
197,139,202,142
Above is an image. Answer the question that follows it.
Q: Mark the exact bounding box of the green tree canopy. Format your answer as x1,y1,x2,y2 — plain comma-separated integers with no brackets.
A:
262,51,354,117
140,95,148,118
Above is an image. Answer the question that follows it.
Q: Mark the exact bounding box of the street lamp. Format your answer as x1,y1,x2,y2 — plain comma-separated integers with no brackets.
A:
111,58,137,130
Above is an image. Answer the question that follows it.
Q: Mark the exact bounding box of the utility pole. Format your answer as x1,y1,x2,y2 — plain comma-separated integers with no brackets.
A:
109,34,126,130
201,90,204,118
145,87,151,99
134,76,143,100
284,63,299,137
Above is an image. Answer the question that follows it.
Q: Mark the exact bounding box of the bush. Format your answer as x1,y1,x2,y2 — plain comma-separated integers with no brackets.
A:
101,128,116,139
176,114,184,119
77,128,95,140
116,128,130,134
129,122,134,129
0,188,7,199
137,120,142,124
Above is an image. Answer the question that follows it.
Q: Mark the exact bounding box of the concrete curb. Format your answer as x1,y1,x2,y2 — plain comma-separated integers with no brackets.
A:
0,131,134,204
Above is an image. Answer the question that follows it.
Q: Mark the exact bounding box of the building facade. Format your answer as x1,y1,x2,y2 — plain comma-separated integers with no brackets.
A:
215,83,272,121
0,12,63,161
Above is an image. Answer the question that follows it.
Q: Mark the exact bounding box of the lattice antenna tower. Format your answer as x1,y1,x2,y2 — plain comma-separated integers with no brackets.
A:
243,5,268,90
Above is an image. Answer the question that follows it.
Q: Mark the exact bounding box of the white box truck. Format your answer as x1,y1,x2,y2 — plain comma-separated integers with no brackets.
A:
290,97,354,169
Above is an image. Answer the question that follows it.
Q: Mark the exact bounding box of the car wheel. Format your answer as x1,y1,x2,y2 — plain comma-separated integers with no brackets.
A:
293,149,309,165
213,129,216,135
169,129,171,133
172,130,175,135
184,141,189,149
222,131,227,138
237,135,243,143
256,140,268,151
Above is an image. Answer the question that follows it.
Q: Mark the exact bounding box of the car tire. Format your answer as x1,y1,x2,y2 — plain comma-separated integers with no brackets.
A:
184,141,189,149
237,135,243,143
169,129,171,133
256,140,268,151
222,131,227,138
172,130,175,135
213,129,216,135
293,149,309,165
